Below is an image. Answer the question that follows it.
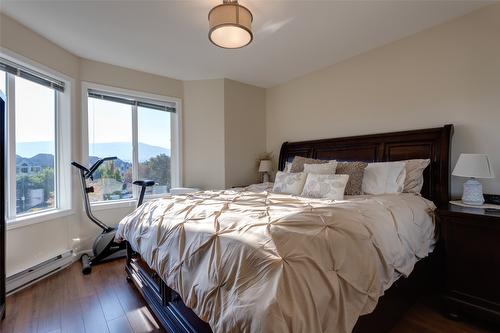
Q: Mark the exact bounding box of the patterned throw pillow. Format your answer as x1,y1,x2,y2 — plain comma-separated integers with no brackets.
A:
301,174,349,200
336,162,368,195
303,161,337,174
272,171,307,195
290,156,327,173
403,159,430,193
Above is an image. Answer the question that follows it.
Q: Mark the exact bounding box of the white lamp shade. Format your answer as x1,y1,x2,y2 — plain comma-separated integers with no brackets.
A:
258,160,272,172
452,154,495,179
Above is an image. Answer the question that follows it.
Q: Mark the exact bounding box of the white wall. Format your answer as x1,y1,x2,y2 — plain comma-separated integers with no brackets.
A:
80,59,183,99
183,79,226,190
183,79,267,190
224,79,266,188
266,3,500,197
0,13,79,79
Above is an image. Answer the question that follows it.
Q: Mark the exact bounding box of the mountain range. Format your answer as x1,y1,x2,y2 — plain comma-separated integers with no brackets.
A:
16,153,54,168
16,141,170,162
16,154,132,171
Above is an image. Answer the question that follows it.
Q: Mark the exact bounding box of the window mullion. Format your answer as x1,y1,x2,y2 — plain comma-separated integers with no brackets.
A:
132,104,139,199
54,91,60,210
6,74,16,218
171,112,179,188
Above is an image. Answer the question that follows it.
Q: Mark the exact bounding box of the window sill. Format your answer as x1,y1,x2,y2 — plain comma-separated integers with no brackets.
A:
6,209,75,231
90,194,169,211
90,199,138,211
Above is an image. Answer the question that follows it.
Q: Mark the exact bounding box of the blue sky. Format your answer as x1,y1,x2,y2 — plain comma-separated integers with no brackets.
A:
88,97,171,150
15,76,55,143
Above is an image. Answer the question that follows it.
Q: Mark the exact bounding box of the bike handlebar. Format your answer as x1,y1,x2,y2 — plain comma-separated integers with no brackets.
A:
87,157,117,177
71,161,90,173
71,156,118,179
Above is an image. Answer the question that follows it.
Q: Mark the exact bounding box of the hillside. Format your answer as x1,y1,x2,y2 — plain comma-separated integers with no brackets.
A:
16,153,54,168
16,141,170,162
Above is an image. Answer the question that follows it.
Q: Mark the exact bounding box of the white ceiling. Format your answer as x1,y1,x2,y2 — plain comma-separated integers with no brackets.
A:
0,0,493,88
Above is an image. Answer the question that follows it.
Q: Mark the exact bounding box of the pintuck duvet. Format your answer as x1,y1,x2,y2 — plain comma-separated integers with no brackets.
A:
116,187,436,333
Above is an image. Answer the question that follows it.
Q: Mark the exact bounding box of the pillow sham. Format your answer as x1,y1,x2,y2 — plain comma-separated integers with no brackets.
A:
272,171,307,195
362,161,406,195
290,156,327,173
403,159,430,193
303,161,337,174
301,174,349,200
336,162,368,195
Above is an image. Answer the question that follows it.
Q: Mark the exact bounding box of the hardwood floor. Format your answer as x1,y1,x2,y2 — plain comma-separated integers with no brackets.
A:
0,259,494,333
1,259,162,333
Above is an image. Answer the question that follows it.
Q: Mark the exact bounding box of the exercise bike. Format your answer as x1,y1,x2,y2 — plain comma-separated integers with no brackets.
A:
72,157,154,274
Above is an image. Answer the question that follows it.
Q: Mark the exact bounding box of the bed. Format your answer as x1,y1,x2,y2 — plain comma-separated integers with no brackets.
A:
118,125,453,333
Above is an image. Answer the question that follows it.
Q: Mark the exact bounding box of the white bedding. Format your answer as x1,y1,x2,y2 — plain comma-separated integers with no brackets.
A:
243,182,437,288
116,185,436,333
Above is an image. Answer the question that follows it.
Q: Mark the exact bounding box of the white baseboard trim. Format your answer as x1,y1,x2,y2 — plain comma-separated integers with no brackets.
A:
6,250,77,296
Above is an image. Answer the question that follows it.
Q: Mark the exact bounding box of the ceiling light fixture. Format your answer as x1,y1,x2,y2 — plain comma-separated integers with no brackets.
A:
208,0,253,49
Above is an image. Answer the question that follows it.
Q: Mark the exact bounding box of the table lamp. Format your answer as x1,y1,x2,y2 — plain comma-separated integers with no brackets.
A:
452,154,494,205
258,160,272,183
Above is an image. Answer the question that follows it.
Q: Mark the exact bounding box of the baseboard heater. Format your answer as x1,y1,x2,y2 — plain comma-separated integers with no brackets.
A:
6,250,74,295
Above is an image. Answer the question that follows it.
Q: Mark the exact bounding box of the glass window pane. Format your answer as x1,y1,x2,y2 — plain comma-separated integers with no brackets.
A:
138,106,171,195
15,76,56,215
0,70,6,97
88,97,133,202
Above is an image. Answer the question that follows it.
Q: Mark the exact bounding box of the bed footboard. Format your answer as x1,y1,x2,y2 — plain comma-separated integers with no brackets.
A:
125,242,213,333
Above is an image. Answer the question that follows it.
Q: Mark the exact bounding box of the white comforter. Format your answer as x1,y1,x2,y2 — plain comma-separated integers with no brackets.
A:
116,187,436,333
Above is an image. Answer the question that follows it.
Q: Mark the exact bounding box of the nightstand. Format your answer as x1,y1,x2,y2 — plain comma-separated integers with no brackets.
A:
439,204,500,325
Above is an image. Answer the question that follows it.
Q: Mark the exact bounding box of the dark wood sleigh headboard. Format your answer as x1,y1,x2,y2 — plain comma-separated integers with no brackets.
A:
278,125,454,206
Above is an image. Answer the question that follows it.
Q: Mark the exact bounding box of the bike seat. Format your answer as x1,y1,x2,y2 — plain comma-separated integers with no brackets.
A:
133,180,155,187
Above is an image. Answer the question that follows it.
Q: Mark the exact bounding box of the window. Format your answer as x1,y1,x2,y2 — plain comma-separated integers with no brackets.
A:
85,86,180,203
88,97,133,201
15,76,56,215
1,56,71,221
138,106,172,195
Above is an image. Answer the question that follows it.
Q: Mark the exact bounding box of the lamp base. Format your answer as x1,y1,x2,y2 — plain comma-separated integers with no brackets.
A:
462,178,484,206
262,173,270,183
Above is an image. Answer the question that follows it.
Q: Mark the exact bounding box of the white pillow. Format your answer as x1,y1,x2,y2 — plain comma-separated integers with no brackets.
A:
284,161,292,173
301,174,349,200
362,162,406,194
303,160,337,174
272,171,307,195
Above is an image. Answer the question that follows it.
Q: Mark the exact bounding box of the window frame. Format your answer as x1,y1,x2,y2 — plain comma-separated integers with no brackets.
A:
2,50,74,229
81,82,182,209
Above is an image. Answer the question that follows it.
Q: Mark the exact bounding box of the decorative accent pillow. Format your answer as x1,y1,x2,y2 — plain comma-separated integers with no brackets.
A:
403,159,430,193
289,156,327,173
301,174,349,200
303,161,337,174
272,171,307,195
362,161,406,195
336,162,368,195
